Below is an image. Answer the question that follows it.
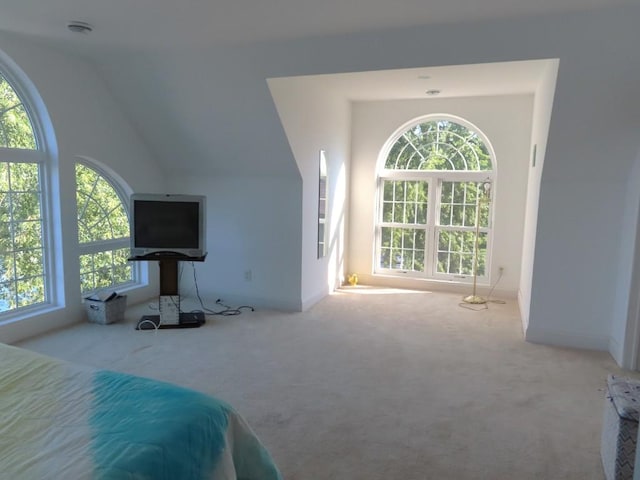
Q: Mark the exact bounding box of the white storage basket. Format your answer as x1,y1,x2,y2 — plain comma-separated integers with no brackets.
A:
84,295,127,325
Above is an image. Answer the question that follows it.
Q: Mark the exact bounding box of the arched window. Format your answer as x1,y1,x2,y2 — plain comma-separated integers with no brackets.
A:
76,161,135,294
0,72,49,315
375,117,495,282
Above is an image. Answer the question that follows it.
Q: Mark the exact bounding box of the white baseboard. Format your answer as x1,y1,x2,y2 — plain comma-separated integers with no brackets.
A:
525,325,609,352
301,286,329,311
0,306,79,345
608,335,624,367
517,289,529,333
355,273,518,299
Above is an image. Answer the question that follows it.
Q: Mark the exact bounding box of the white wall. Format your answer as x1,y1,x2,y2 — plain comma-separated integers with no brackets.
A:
349,95,533,297
518,60,559,332
4,5,639,355
90,4,640,354
268,75,351,308
610,148,640,366
171,174,303,310
523,9,640,350
0,32,163,344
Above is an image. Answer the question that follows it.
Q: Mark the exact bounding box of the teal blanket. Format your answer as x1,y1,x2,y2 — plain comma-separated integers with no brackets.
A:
0,343,281,480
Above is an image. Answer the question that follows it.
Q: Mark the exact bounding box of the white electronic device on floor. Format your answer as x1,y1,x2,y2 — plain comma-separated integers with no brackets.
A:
159,295,180,325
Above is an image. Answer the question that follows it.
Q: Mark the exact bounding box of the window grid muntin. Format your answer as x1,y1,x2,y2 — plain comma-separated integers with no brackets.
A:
80,247,134,294
381,179,428,225
77,191,128,244
436,228,488,276
376,118,494,282
379,226,426,272
439,181,490,229
0,73,39,150
385,120,491,172
0,161,46,312
0,58,59,323
76,162,134,295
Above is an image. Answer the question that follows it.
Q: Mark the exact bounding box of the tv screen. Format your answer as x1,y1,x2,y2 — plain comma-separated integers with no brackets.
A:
130,193,206,259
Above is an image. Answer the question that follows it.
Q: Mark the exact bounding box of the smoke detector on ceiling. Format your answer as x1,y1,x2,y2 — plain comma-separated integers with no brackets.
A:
67,21,93,34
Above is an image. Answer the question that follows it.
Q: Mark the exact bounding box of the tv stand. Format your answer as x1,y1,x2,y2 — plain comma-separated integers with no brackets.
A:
128,254,207,330
136,311,206,330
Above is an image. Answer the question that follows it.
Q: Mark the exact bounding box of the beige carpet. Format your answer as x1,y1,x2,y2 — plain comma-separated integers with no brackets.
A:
17,287,633,479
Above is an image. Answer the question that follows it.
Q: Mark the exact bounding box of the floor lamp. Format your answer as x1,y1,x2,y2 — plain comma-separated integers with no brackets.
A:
462,181,491,306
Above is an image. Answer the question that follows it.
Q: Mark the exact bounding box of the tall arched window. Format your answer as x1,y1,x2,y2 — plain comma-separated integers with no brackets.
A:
375,117,495,282
76,161,135,294
0,72,49,315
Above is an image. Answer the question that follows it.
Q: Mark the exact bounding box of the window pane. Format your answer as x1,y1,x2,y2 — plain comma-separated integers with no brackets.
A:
384,120,492,172
96,267,114,289
382,201,394,223
10,163,40,191
0,222,9,249
79,248,132,296
377,118,494,282
11,192,41,221
440,182,489,228
14,248,43,279
0,73,48,316
0,271,46,311
76,164,129,242
80,273,94,294
113,248,132,285
0,75,36,149
0,281,16,311
381,180,428,225
383,181,395,201
0,193,8,222
94,251,112,288
0,163,8,191
76,163,133,294
0,162,46,314
379,226,426,272
13,221,42,250
437,230,487,276
80,253,99,293
16,276,44,307
92,218,116,242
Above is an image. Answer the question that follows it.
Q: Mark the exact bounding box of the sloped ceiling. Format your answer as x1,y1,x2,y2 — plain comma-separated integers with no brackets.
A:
0,0,632,50
0,0,632,176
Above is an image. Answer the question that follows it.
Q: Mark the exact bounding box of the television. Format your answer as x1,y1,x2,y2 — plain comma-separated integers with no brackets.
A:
129,193,207,260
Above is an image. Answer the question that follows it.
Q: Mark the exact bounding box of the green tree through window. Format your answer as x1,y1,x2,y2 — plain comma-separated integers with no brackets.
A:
0,74,36,149
76,163,133,294
376,118,494,281
0,73,46,314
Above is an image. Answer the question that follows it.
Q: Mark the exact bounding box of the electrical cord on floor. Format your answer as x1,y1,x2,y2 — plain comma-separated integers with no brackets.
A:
486,269,506,304
458,268,506,310
190,262,255,316
137,318,160,331
458,300,488,311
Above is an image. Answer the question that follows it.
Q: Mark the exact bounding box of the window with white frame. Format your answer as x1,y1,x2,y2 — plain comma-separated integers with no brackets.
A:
76,162,134,295
0,72,49,315
375,117,494,282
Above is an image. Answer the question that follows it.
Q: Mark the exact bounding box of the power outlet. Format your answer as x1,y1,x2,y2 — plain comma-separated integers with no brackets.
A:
244,269,252,281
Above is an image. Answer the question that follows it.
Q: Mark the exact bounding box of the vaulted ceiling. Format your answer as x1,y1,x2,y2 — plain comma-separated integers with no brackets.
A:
0,0,633,176
0,0,632,51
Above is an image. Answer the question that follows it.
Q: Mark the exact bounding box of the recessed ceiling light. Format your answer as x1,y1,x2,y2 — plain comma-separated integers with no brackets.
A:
426,89,441,96
67,21,93,34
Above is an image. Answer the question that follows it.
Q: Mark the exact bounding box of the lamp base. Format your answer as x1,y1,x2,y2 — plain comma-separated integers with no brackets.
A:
462,295,487,304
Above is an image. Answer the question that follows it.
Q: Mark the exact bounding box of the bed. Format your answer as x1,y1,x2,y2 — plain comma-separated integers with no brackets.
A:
0,343,282,479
